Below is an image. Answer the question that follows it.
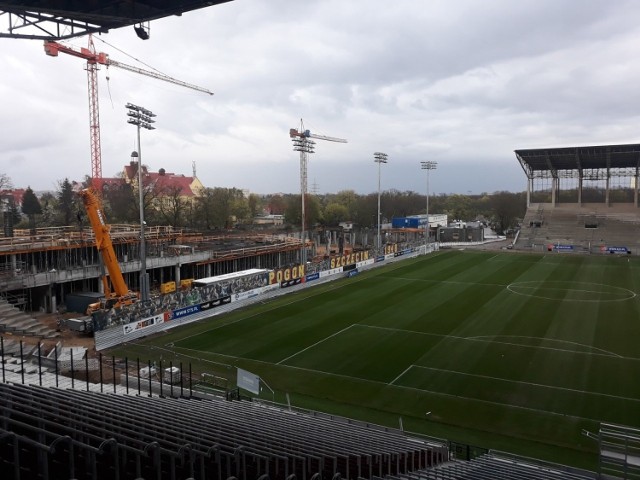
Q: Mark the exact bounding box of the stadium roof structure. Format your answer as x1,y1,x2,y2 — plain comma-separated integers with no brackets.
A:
515,144,640,179
515,143,640,206
0,0,233,40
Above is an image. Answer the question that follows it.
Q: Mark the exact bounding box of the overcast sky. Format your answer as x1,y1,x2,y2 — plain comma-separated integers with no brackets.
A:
1,0,640,196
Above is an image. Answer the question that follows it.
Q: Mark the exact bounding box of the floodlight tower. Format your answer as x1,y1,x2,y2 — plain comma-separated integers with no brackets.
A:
421,160,437,252
290,120,347,264
374,152,388,251
126,102,156,302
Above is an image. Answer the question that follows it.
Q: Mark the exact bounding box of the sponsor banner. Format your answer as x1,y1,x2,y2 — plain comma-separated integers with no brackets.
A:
329,251,370,269
549,244,574,252
394,251,405,258
233,287,264,302
376,255,386,262
123,314,164,335
346,269,359,278
603,246,629,254
237,367,260,395
305,272,320,282
200,295,231,310
170,304,201,320
358,258,375,268
269,265,305,285
402,248,413,255
281,277,302,288
319,267,343,278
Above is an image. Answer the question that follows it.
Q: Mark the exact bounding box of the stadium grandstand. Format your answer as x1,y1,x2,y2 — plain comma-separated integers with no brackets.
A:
515,144,640,253
0,336,608,480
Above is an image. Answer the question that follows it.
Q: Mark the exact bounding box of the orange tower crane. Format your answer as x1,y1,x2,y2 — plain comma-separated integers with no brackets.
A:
44,35,213,190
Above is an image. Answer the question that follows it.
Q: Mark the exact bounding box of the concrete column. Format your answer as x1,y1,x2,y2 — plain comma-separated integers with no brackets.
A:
49,284,56,314
175,264,181,285
551,177,557,207
605,174,610,206
578,177,583,206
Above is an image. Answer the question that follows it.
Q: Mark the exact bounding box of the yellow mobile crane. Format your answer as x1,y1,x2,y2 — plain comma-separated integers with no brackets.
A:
80,188,139,314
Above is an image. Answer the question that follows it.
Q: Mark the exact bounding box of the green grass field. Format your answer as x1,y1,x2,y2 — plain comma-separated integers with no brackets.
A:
111,250,640,470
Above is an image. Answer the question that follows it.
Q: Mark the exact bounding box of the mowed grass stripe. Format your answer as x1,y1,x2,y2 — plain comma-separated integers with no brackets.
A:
140,250,640,460
279,322,640,413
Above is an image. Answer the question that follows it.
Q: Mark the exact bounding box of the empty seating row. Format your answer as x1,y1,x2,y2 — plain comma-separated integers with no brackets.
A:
385,451,595,480
0,382,447,480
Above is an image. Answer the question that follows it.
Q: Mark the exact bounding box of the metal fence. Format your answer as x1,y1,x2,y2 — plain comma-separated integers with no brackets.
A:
0,335,205,399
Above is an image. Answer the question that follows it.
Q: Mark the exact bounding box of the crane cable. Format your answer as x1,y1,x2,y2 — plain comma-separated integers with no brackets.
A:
95,36,168,77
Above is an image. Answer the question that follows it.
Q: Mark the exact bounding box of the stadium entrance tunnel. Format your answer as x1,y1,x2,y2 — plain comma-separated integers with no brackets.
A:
506,281,636,302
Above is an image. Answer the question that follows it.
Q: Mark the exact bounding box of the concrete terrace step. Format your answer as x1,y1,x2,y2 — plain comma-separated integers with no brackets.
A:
0,299,59,338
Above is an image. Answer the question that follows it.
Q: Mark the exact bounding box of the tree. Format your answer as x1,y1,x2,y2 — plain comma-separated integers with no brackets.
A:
443,194,473,221
21,187,42,233
247,193,261,219
230,191,250,225
489,191,526,234
323,202,349,226
334,190,358,214
265,194,286,215
155,184,187,227
0,173,12,191
57,178,76,225
39,192,57,227
196,187,247,230
103,182,137,223
285,194,322,230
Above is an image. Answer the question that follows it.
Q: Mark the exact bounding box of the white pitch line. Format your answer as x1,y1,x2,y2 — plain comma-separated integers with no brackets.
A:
410,365,639,403
277,324,355,365
383,276,508,288
357,324,633,360
168,345,613,424
465,334,622,358
389,364,414,385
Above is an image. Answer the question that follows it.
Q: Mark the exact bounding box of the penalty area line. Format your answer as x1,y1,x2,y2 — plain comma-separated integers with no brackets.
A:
389,364,414,385
277,324,356,365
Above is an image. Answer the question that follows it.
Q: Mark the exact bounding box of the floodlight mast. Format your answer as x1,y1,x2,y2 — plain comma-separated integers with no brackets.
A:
126,102,156,302
374,152,388,251
290,120,347,265
421,161,437,253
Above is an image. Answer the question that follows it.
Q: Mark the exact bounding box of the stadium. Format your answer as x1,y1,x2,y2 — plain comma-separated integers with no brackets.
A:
1,3,640,480
3,143,640,479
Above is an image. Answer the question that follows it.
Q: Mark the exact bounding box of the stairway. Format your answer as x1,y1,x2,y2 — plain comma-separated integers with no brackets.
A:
0,298,59,338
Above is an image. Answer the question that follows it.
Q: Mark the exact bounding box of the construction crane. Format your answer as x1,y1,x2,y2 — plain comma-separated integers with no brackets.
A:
44,35,213,190
290,120,347,264
79,188,138,314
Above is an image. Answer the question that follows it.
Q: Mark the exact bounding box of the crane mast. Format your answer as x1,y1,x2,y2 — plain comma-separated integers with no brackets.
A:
290,121,347,264
44,35,213,188
87,35,101,191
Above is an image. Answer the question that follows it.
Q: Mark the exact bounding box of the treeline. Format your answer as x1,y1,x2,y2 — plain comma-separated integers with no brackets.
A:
3,172,527,236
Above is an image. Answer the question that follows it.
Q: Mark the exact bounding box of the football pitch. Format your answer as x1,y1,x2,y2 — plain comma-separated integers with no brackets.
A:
113,250,640,469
